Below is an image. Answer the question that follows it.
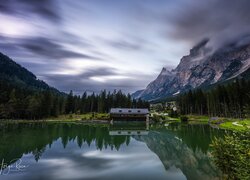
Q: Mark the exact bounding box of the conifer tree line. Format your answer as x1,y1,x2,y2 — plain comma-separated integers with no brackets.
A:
0,82,149,120
65,90,149,114
177,79,250,118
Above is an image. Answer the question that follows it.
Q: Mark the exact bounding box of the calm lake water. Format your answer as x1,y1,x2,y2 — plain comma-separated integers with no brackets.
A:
0,122,226,180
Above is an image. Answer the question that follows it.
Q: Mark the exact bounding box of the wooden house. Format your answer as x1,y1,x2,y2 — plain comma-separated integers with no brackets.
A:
110,108,149,121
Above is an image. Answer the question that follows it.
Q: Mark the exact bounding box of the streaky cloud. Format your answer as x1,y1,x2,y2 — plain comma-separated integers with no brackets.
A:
0,0,61,23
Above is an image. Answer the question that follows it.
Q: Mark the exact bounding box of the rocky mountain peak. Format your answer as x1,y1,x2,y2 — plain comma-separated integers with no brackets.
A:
190,38,210,56
159,67,173,76
176,39,211,72
132,38,250,101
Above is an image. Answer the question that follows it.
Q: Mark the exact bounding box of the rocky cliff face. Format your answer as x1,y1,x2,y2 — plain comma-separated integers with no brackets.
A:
133,38,250,100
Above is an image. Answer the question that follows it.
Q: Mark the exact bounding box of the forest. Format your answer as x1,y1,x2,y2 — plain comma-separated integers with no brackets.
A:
0,82,149,120
0,52,150,120
177,78,250,118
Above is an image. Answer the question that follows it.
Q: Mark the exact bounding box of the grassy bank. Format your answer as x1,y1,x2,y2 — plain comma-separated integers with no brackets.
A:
2,112,250,132
186,115,210,122
186,115,250,131
219,120,250,131
47,113,110,121
152,112,250,132
152,114,209,122
0,113,110,123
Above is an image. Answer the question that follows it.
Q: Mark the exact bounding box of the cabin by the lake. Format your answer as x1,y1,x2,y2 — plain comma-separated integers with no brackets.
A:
110,108,149,121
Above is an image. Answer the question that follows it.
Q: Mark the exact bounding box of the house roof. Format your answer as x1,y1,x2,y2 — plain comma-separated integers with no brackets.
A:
110,108,149,114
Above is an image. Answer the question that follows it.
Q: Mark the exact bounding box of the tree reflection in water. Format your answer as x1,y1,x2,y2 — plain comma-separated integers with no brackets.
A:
0,122,224,179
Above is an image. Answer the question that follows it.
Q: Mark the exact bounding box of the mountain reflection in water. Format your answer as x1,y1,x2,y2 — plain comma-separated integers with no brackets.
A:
0,122,224,180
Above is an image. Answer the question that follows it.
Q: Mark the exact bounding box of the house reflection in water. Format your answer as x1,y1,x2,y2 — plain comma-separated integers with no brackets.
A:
109,121,149,136
109,108,150,136
109,130,149,136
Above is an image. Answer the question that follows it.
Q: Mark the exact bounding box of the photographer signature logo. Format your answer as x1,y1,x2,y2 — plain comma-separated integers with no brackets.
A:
0,159,29,175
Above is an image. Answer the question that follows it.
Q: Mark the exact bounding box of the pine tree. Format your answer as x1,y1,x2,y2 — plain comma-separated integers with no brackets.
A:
65,90,74,114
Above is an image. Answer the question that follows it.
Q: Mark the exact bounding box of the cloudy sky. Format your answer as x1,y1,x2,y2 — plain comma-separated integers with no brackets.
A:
0,0,250,94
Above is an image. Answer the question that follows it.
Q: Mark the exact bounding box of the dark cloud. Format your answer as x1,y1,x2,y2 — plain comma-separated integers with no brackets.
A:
0,35,101,60
20,37,95,59
44,67,118,82
79,67,117,78
60,32,94,48
106,39,142,51
168,0,250,50
44,67,117,83
102,35,151,51
0,0,60,22
43,67,152,94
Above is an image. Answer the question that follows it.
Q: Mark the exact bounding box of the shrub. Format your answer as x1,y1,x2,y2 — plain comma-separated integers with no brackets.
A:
152,114,162,122
211,131,250,179
169,109,179,118
180,116,188,122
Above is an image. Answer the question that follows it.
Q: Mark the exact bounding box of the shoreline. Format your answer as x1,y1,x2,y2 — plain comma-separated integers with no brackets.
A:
1,114,250,132
160,114,250,132
0,119,110,124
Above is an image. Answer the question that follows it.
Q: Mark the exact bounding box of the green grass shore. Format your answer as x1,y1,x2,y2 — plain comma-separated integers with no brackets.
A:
182,115,250,131
186,115,250,131
153,113,250,132
1,113,250,132
187,116,250,131
219,120,250,131
0,113,110,123
47,113,110,121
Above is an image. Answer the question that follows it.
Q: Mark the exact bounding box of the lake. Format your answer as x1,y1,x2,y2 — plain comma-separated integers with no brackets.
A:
0,122,225,180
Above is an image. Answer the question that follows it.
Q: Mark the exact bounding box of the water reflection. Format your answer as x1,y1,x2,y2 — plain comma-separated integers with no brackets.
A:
109,121,149,135
0,122,224,179
137,123,224,180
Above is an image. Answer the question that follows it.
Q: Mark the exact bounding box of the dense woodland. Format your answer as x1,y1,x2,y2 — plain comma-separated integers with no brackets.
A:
0,83,149,119
0,52,150,120
177,79,250,118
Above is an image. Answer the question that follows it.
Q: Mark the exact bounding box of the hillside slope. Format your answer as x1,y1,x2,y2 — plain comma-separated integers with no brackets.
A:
0,52,60,93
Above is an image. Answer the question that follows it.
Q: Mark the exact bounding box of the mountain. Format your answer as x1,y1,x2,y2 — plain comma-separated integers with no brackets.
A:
0,52,60,94
133,37,250,101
